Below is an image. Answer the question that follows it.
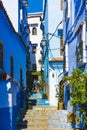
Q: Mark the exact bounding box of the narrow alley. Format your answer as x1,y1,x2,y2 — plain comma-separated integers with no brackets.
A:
0,0,87,130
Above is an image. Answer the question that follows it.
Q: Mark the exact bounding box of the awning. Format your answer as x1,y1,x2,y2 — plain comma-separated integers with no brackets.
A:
49,57,63,62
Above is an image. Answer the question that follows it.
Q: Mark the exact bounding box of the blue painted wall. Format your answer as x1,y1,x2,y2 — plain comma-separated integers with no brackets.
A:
0,8,26,86
0,78,19,130
0,2,27,130
64,0,86,76
18,0,30,47
63,0,86,117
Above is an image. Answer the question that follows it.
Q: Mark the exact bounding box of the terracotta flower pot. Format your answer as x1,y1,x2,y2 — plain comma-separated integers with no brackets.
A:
58,102,64,110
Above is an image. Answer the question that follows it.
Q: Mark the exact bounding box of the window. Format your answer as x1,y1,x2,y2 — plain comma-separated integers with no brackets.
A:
65,1,68,21
60,0,63,10
77,42,83,63
32,27,37,35
76,22,86,67
32,64,36,71
32,46,36,53
76,26,83,63
58,29,63,37
86,1,87,15
0,41,3,69
58,29,63,56
63,49,66,72
63,44,68,72
65,0,70,20
67,0,70,17
10,56,14,77
20,9,23,21
20,68,23,86
60,36,63,56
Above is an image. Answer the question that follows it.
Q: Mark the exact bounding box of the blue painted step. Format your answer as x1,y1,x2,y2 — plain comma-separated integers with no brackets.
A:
37,98,50,106
29,91,50,106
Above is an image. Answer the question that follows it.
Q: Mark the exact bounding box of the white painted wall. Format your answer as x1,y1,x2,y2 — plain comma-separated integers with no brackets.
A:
43,0,63,106
49,69,58,106
27,13,43,71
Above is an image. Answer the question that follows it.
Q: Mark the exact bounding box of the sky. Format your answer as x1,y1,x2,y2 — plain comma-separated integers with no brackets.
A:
27,0,43,13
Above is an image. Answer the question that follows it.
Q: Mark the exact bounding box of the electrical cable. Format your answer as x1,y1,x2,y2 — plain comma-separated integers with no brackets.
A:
48,20,63,42
42,20,63,74
49,47,60,50
43,20,63,73
43,46,61,72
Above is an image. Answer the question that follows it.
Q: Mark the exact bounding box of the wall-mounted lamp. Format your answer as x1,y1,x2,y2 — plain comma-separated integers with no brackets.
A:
40,37,47,47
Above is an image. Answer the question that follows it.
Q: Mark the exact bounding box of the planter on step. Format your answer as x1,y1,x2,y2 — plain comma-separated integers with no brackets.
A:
67,112,76,124
42,92,48,99
58,102,64,110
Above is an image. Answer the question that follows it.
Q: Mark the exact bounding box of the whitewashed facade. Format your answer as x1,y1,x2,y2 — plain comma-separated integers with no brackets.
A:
27,13,43,72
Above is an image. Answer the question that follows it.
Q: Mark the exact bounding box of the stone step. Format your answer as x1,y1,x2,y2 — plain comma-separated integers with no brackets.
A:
48,119,67,123
27,123,72,127
27,118,67,124
30,122,70,127
25,116,68,122
48,124,73,129
25,116,67,120
27,120,72,128
18,128,74,130
32,106,57,110
25,116,68,124
25,110,68,119
25,112,67,119
23,109,74,129
26,110,68,115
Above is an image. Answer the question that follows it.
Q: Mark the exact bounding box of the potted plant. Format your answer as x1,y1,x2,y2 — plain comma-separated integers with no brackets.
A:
42,92,48,99
56,84,64,110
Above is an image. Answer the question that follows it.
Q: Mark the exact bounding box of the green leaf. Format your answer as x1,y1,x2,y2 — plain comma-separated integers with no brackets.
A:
64,68,87,126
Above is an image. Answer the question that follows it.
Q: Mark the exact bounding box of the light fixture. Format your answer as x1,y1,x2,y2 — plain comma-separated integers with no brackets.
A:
41,37,47,47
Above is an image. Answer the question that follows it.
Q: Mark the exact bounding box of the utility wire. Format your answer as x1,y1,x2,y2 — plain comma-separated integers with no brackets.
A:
46,20,63,62
49,47,60,50
48,47,62,73
48,20,63,42
43,20,63,60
